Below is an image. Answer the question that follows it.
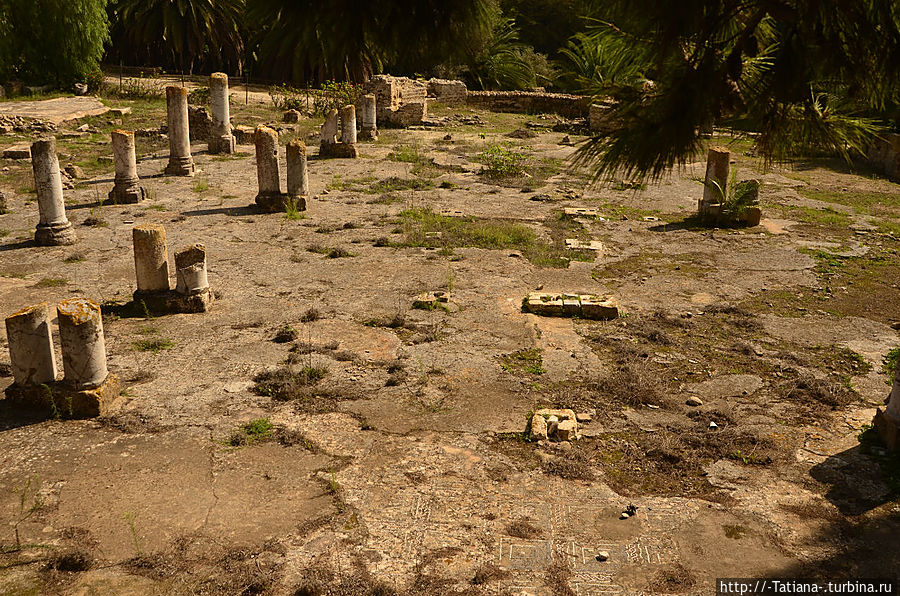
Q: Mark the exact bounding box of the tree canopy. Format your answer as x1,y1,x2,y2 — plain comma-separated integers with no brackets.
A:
0,0,109,86
572,0,900,179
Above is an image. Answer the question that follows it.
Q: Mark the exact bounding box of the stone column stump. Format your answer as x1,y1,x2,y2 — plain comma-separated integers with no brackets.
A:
109,130,146,203
286,140,309,211
208,73,235,154
31,137,76,245
165,86,196,176
358,94,378,141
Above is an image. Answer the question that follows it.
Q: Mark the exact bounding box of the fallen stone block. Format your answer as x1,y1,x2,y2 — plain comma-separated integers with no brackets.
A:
563,207,599,218
2,145,31,159
413,291,450,309
564,239,604,253
523,292,619,320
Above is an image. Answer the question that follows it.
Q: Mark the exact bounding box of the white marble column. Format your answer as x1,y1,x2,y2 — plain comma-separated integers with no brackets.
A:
208,73,235,154
109,130,145,203
31,137,76,245
57,298,109,389
5,303,57,386
132,224,170,293
165,86,195,175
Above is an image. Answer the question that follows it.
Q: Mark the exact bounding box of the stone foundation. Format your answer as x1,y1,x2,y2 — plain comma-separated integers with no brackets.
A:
319,141,359,159
427,79,467,105
523,292,619,320
4,374,122,419
467,91,590,119
132,288,214,315
364,75,428,127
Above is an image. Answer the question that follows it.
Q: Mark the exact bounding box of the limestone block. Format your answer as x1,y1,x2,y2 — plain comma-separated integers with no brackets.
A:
581,295,619,320
564,239,604,253
524,293,565,317
563,207,598,218
5,302,57,386
530,414,548,441
555,419,579,441
132,224,170,293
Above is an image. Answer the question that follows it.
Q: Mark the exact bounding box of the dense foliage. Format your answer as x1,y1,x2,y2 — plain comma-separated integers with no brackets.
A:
0,0,109,86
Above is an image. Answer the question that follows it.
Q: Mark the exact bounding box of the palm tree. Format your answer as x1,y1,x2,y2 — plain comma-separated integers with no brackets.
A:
572,0,900,180
107,0,244,74
246,0,492,84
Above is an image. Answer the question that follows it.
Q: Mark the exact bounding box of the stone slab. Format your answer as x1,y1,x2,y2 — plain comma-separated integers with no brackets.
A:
524,292,619,321
565,239,604,252
2,145,31,159
0,96,110,124
563,207,599,218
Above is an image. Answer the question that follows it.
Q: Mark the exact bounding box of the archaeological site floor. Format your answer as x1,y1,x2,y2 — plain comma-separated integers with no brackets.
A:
0,95,899,595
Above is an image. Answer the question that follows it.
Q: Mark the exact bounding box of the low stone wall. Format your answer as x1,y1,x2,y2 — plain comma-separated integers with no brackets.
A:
868,133,900,182
364,75,428,127
427,79,467,105
466,91,591,119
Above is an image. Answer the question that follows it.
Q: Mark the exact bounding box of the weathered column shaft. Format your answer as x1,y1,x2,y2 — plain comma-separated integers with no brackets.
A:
320,109,338,146
5,303,57,386
340,105,357,145
165,86,195,175
887,363,900,422
31,138,67,224
208,73,235,154
702,147,730,206
57,299,108,389
286,140,309,198
132,224,170,292
109,130,145,203
31,137,76,245
175,244,209,295
358,94,377,140
255,125,281,196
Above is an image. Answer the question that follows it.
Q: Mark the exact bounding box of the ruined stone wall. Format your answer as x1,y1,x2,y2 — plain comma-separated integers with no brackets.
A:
363,75,427,127
427,79,467,105
466,91,591,119
868,133,900,182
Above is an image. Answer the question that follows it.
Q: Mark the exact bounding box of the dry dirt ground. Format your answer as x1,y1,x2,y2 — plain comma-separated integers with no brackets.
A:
0,93,899,595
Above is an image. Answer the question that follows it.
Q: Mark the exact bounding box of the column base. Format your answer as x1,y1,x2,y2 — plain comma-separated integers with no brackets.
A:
165,156,196,176
109,183,146,204
255,192,307,213
35,221,77,246
4,374,122,419
874,408,900,451
209,135,236,155
319,142,359,159
133,288,214,315
358,127,378,142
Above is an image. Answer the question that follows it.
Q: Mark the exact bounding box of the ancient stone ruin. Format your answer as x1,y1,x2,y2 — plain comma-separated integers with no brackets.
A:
31,137,76,245
874,363,900,450
364,75,427,127
132,224,213,313
165,86,196,176
530,409,582,442
319,106,358,158
253,125,308,212
109,129,146,203
523,292,619,320
426,78,468,105
4,300,121,418
698,147,762,226
357,94,378,141
208,72,235,154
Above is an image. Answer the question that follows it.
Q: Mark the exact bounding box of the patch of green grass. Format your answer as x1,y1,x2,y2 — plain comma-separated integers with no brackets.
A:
284,197,306,220
368,177,435,194
785,205,852,227
477,143,529,178
394,207,591,268
884,348,899,384
800,187,900,217
132,337,174,353
192,179,209,193
137,324,159,336
500,348,546,376
145,204,166,212
874,219,900,237
33,277,68,288
326,174,377,191
227,418,274,447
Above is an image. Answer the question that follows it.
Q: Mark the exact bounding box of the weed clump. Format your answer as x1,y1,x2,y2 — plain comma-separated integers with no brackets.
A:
253,365,328,401
227,418,274,446
273,324,299,343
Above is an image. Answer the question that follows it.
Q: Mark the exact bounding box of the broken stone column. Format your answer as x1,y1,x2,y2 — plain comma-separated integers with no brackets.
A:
358,94,377,141
57,299,108,388
320,108,338,149
173,243,213,312
208,73,235,154
319,107,358,159
340,105,357,145
254,125,285,211
700,147,729,215
109,130,146,204
165,86,195,176
875,362,900,450
175,244,209,295
132,224,170,294
5,303,57,386
31,137,76,246
286,140,309,209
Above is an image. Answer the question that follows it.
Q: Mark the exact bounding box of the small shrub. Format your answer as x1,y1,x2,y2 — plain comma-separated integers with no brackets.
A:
228,418,274,446
327,247,353,258
187,86,210,105
300,308,320,323
477,144,529,178
34,277,68,288
884,347,899,383
273,324,299,343
504,519,542,539
132,338,174,353
253,365,328,400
